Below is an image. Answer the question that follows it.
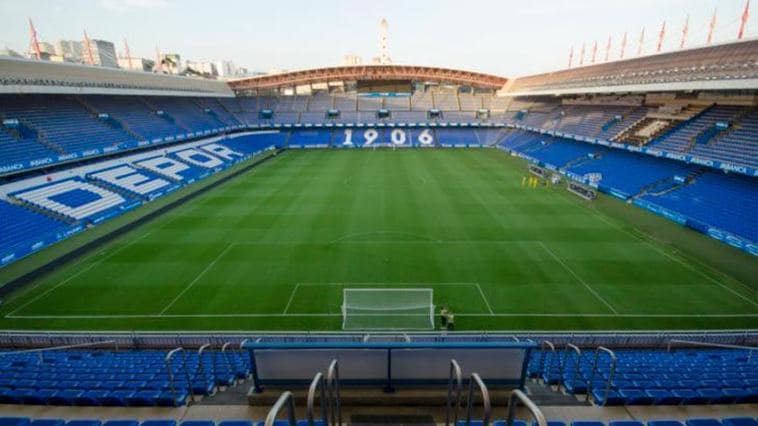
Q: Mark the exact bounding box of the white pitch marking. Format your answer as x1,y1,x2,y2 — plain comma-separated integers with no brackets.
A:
282,283,301,314
538,241,619,315
6,229,157,317
566,194,757,306
159,242,235,315
475,283,495,315
329,231,440,244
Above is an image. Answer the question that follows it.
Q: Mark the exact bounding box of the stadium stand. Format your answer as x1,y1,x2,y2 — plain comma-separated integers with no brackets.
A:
0,348,251,406
0,200,73,264
0,133,280,266
689,108,758,168
528,348,758,406
87,165,180,201
641,172,758,243
0,124,57,172
84,95,188,142
648,106,743,152
498,128,756,250
0,95,136,155
9,177,138,224
307,91,333,111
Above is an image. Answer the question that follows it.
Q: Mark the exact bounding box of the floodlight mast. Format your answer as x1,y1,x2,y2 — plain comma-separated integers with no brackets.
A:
379,18,392,65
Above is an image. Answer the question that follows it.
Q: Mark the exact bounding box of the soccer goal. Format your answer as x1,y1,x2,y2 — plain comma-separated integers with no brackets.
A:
342,288,435,330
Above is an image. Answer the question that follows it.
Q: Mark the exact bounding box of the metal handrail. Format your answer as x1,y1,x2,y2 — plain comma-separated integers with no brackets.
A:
446,359,463,426
559,343,581,392
0,340,118,363
505,389,547,426
197,343,213,393
264,391,298,426
307,372,329,426
538,341,555,380
165,347,196,405
464,373,491,426
327,359,342,426
666,339,757,361
585,346,616,404
221,341,237,380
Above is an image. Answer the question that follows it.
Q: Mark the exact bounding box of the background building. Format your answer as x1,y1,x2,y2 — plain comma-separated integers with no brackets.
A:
342,54,362,66
55,40,83,62
87,39,118,68
117,56,155,71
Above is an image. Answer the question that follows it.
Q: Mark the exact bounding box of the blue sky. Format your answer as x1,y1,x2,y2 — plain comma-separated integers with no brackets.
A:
0,0,752,77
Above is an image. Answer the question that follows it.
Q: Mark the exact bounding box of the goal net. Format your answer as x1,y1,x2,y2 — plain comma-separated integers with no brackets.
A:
342,288,435,330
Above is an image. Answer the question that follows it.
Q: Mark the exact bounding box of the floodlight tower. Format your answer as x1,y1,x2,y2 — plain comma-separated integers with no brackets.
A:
379,18,392,65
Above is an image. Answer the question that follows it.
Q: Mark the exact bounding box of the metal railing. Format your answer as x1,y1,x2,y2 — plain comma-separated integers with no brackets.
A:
666,339,757,361
218,341,237,383
265,391,298,426
0,330,755,350
558,343,581,392
0,340,118,363
197,343,214,394
327,358,342,426
505,389,547,426
585,346,616,405
307,372,329,426
464,373,492,426
538,341,556,380
446,359,463,426
165,347,196,406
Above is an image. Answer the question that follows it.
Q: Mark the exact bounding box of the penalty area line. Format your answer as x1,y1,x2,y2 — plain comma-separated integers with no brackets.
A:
282,283,301,314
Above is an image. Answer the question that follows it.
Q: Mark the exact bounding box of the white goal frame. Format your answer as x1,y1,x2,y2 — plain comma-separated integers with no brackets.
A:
341,288,435,331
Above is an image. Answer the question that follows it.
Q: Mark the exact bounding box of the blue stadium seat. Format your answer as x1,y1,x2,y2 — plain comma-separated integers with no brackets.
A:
571,421,605,426
686,419,723,426
0,419,31,426
721,419,758,426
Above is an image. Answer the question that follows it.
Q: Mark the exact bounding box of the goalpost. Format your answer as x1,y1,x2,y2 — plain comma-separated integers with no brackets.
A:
342,288,435,330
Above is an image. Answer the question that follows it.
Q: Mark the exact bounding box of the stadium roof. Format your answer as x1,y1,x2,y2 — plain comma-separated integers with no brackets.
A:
505,38,758,96
228,65,509,91
0,57,234,97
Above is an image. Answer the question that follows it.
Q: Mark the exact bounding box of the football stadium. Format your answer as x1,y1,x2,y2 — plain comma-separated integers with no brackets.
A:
0,0,756,423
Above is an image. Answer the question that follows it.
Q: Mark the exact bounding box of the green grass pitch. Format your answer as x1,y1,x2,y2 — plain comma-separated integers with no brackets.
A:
0,148,756,332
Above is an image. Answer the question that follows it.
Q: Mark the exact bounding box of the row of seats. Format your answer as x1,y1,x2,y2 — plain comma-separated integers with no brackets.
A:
504,102,757,170
0,200,71,258
0,416,756,426
2,94,755,177
0,349,252,407
0,95,243,173
527,349,758,406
